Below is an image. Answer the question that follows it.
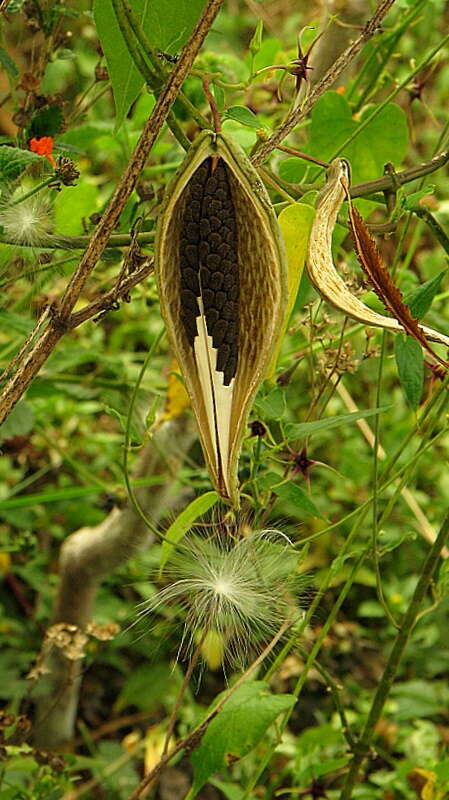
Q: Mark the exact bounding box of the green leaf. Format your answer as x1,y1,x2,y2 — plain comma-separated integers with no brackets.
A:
308,92,409,183
210,779,244,800
115,662,179,712
272,480,323,519
190,682,294,794
0,47,19,80
394,335,424,410
267,202,315,379
405,271,445,319
53,180,98,235
0,401,34,441
4,0,26,11
402,184,435,210
0,146,43,180
278,157,306,184
93,0,205,128
159,491,219,572
28,106,64,138
255,386,286,419
284,407,389,439
224,106,264,129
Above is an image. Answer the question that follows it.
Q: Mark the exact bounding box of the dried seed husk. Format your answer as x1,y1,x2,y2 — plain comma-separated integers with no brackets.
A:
155,131,287,507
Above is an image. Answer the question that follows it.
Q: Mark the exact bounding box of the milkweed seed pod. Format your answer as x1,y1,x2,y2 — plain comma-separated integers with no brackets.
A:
155,131,287,507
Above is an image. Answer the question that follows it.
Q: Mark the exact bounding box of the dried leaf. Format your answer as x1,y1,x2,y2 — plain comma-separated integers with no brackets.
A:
347,200,447,368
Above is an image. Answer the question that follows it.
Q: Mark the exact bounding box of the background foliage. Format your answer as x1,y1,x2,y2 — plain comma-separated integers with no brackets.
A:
1,0,449,798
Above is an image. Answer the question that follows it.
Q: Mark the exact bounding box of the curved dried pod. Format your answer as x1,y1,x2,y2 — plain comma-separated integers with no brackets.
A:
307,158,449,350
155,131,287,507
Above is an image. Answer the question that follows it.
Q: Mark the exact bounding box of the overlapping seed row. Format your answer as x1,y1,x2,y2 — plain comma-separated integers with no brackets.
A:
179,157,240,386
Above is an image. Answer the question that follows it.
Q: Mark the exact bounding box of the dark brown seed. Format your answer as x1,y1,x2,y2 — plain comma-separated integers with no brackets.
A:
212,320,227,346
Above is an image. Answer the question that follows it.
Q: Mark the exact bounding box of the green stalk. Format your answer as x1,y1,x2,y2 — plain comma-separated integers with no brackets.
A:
111,0,190,151
339,508,449,799
9,176,55,206
119,0,209,130
243,548,368,798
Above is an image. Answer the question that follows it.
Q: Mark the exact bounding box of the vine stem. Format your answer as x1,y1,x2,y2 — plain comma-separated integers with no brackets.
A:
339,508,449,800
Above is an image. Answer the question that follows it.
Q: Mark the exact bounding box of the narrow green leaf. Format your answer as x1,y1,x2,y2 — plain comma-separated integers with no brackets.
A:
159,491,220,572
190,682,294,793
405,271,445,319
284,407,389,439
394,335,424,409
248,20,263,56
224,106,264,129
402,184,435,210
0,47,19,79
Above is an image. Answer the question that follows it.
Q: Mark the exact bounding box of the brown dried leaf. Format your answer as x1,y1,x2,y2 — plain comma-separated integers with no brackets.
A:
347,201,447,369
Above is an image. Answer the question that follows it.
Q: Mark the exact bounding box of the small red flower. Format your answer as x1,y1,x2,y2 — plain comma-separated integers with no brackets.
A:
29,136,56,167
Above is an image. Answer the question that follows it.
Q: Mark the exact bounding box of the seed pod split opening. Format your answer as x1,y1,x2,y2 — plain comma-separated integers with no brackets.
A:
155,131,287,506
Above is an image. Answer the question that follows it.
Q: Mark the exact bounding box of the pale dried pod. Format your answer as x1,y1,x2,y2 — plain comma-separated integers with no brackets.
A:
155,131,287,506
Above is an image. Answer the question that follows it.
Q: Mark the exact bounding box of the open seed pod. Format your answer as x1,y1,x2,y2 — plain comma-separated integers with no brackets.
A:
155,131,287,507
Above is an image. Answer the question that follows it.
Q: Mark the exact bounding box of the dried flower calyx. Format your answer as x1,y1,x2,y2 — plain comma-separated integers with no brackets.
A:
155,131,287,506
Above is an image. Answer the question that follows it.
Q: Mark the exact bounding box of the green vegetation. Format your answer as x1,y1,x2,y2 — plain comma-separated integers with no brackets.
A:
1,1,449,798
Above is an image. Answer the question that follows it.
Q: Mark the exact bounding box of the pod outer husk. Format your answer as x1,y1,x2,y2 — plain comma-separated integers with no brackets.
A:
155,130,287,506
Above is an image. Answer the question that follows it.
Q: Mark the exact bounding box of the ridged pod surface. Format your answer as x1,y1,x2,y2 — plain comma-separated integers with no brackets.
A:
155,131,287,506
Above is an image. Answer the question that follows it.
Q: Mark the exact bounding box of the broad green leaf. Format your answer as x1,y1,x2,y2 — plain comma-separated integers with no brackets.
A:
0,147,43,181
93,0,206,128
255,386,286,420
115,662,180,711
0,401,34,441
405,271,445,319
53,180,98,235
267,202,315,379
278,158,306,184
394,335,424,409
190,681,294,793
251,37,282,72
159,491,219,572
284,407,389,439
0,47,19,80
272,480,323,519
224,105,264,129
308,92,409,183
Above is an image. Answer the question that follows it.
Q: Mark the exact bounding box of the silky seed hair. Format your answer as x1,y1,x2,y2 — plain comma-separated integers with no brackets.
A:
135,527,304,670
